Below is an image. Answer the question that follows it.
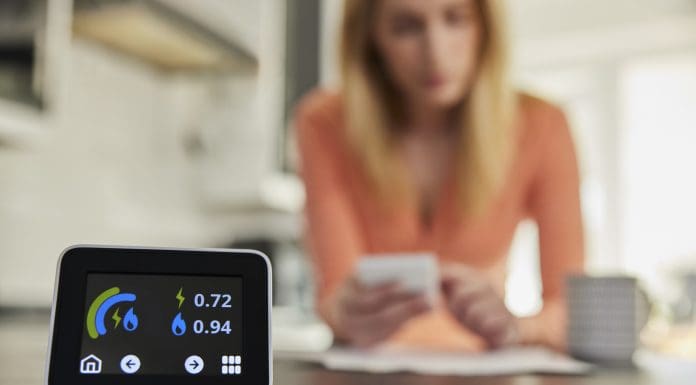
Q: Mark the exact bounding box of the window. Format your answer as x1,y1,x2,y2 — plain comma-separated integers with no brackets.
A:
620,53,696,291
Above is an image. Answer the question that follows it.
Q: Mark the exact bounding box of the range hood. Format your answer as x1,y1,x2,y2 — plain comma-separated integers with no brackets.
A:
72,0,257,72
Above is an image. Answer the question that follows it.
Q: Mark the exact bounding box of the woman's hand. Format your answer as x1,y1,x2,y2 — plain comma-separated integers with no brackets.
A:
441,264,519,349
327,277,432,347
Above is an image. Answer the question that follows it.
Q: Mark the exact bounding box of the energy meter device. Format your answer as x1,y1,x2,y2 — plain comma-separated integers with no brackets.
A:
46,245,272,385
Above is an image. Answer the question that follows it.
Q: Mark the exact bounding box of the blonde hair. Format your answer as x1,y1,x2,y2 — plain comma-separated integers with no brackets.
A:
340,0,517,214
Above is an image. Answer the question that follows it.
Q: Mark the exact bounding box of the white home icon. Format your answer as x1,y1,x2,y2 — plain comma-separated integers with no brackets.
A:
80,354,102,374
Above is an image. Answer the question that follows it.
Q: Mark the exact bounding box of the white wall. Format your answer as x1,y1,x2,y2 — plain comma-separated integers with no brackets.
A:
0,0,287,307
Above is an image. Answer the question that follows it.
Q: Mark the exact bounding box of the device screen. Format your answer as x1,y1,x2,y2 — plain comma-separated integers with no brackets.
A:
79,273,243,377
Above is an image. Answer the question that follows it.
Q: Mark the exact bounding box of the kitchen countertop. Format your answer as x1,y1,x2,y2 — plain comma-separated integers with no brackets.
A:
1,309,692,385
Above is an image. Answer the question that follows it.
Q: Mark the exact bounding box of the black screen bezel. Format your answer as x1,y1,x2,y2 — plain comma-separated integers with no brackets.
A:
47,246,271,385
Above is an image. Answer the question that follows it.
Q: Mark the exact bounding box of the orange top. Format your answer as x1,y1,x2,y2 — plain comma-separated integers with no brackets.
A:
295,89,585,351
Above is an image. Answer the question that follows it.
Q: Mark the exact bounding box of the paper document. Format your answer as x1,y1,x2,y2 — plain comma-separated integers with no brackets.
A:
277,346,593,376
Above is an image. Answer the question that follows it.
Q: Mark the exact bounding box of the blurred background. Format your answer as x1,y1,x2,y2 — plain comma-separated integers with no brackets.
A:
0,0,695,352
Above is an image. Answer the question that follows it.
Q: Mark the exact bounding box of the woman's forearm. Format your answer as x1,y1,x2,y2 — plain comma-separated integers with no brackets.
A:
516,299,567,351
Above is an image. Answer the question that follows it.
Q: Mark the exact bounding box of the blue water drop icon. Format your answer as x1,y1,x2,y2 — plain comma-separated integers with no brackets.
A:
171,312,186,336
123,308,138,331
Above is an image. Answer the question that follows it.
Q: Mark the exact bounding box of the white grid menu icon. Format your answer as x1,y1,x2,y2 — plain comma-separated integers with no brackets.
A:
221,355,241,375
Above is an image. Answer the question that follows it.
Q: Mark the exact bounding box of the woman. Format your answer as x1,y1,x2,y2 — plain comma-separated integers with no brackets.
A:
295,0,584,351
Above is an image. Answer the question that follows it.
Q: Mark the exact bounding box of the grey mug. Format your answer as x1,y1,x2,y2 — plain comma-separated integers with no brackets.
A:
566,275,650,366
